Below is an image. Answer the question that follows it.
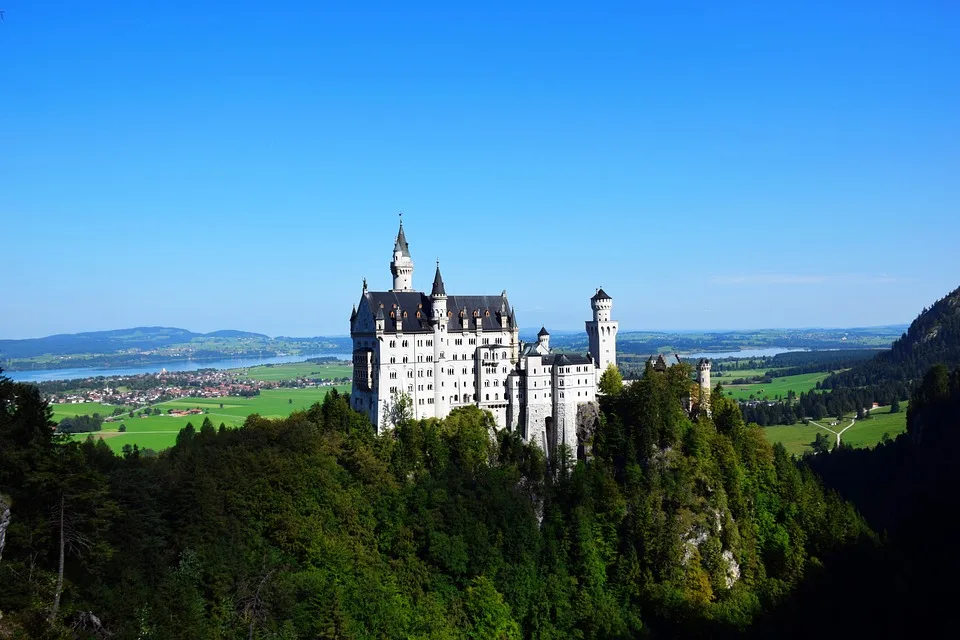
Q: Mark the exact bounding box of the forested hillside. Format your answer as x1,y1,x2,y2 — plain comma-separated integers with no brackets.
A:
0,367,872,639
823,285,960,389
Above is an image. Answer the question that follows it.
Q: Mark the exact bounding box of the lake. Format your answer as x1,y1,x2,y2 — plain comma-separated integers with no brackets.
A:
6,353,353,383
680,348,808,359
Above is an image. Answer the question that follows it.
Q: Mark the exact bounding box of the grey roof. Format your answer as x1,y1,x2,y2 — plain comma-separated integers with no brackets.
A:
446,294,513,333
538,326,550,337
362,291,514,334
591,288,612,301
431,265,446,297
394,223,410,257
551,353,592,366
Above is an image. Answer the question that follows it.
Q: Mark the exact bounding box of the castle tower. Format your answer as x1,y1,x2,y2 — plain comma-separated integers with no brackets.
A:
537,326,550,352
390,219,414,292
431,264,449,417
697,358,712,414
586,288,618,370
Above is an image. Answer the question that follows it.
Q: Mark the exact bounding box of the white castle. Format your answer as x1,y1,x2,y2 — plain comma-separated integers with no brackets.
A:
349,220,618,457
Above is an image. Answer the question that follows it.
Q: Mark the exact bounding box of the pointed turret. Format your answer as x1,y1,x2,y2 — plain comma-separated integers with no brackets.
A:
394,222,410,258
431,264,446,297
537,326,550,352
350,304,357,322
390,217,415,292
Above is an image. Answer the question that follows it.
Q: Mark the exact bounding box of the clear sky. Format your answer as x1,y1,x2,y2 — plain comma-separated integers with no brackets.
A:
1,1,958,339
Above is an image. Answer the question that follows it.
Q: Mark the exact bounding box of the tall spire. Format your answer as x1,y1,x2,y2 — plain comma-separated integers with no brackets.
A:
431,261,446,297
394,212,410,258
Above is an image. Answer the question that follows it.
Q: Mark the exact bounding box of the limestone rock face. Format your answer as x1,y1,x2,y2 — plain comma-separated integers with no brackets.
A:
576,401,600,461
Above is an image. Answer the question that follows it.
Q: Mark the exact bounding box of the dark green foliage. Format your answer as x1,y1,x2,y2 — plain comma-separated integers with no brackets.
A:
0,368,873,637
57,413,104,434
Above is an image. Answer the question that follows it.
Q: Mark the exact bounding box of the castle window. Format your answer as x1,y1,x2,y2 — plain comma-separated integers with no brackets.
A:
407,371,413,378
389,340,396,348
403,311,408,318
495,393,499,400
403,356,408,363
427,384,433,390
390,371,397,380
390,311,395,319
416,311,421,319
486,394,489,401
402,340,408,347
390,357,396,364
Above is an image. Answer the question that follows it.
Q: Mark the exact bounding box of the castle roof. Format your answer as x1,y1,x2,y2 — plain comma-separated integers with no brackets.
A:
538,326,550,337
591,288,612,301
361,291,515,334
544,353,592,366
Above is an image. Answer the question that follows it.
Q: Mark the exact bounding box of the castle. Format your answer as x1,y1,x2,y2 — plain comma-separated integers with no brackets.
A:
349,220,618,457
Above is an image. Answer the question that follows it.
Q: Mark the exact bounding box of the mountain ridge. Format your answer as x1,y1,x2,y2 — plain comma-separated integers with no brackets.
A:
824,285,960,389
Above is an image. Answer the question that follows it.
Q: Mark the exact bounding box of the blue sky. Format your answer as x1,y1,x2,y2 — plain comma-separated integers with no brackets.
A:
1,1,958,339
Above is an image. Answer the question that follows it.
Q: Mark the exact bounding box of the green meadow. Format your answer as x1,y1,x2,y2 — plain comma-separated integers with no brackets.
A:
837,402,909,449
762,402,909,455
229,361,352,382
70,385,352,453
720,372,831,401
51,402,119,420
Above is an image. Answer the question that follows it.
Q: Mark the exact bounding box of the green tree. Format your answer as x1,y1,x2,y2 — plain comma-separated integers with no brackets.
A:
598,364,624,396
813,431,831,454
891,398,901,413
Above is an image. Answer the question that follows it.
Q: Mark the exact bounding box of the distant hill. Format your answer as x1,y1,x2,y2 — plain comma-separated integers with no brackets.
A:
824,285,960,389
0,326,352,371
0,327,204,359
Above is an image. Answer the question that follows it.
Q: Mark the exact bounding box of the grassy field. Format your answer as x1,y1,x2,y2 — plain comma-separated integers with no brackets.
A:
762,423,826,456
230,361,352,382
838,402,909,448
51,402,119,421
719,372,831,401
71,385,351,453
763,402,909,455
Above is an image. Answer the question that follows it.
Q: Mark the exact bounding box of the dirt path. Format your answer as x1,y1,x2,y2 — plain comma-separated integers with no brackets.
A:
808,418,856,447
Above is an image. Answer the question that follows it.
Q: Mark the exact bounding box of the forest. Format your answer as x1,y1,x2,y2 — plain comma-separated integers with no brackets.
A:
1,363,881,639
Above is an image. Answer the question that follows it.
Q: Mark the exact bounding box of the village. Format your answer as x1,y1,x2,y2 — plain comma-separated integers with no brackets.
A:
44,366,349,413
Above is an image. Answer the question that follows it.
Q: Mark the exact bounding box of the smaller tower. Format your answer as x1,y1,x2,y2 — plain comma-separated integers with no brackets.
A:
586,288,618,371
537,326,550,353
697,358,712,414
390,217,414,292
431,263,448,417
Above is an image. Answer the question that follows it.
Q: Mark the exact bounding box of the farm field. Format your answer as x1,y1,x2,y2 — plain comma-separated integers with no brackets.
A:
763,402,909,455
839,402,908,448
229,361,351,381
720,372,830,401
762,423,825,456
71,385,351,452
51,401,119,421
